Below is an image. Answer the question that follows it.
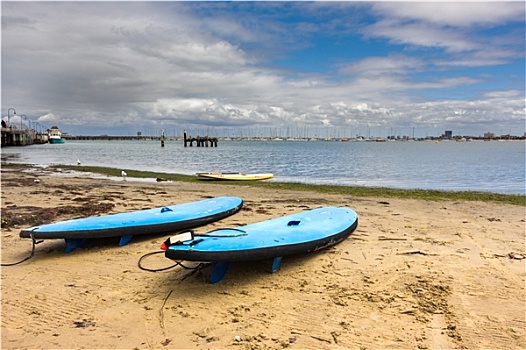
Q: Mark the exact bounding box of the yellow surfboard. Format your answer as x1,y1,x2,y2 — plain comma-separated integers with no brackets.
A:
196,172,273,181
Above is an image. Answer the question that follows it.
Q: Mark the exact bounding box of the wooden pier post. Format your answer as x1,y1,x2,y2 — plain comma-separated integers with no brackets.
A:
181,130,218,148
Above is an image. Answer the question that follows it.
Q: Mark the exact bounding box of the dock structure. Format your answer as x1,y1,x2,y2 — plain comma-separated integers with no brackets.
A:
63,135,145,141
183,130,218,147
1,131,211,146
1,126,42,146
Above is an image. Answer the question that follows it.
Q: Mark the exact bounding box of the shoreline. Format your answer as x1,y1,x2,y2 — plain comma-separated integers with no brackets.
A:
2,137,525,197
1,166,525,349
5,162,526,206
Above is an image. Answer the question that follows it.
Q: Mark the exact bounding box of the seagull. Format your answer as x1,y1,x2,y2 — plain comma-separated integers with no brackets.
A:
77,159,81,166
121,170,127,181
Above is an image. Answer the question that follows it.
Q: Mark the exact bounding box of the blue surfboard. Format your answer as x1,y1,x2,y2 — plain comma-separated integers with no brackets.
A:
163,206,358,283
20,196,243,252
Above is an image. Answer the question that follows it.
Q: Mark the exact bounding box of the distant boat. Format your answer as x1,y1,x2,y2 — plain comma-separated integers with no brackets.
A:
48,126,65,144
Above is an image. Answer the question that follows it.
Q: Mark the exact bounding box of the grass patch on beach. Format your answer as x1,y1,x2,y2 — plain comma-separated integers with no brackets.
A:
51,165,525,206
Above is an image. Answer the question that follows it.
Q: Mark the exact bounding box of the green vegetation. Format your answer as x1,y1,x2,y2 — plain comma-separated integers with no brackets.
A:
50,165,525,206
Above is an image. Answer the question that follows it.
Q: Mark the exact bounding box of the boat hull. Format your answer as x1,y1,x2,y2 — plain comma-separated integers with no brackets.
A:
48,137,65,144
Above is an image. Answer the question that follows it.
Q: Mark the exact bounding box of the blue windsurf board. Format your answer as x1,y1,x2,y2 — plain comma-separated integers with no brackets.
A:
162,206,358,283
20,196,243,252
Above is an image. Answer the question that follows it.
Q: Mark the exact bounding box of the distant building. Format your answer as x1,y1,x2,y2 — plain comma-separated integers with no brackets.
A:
444,130,452,138
484,132,495,139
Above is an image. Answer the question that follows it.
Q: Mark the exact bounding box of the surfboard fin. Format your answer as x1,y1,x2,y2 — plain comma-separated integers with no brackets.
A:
64,239,86,253
271,256,282,272
119,235,133,246
210,261,229,284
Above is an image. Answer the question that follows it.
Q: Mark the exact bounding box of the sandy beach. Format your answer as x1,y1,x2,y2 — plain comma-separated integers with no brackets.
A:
1,166,525,349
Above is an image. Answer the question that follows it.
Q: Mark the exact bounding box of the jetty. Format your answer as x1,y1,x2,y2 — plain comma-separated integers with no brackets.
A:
1,125,48,146
183,130,218,147
1,108,48,147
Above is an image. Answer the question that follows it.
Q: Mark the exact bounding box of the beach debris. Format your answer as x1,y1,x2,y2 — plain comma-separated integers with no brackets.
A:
1,202,115,229
378,235,407,241
481,252,525,260
159,290,172,330
508,252,525,260
310,335,332,344
400,309,416,315
331,331,340,344
161,339,171,346
73,318,96,328
398,250,437,256
206,336,218,343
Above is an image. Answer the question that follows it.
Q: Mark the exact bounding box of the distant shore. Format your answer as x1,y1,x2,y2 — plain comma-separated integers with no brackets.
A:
60,134,526,141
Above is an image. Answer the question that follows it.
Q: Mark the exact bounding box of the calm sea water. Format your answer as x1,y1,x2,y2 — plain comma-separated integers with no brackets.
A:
2,139,525,195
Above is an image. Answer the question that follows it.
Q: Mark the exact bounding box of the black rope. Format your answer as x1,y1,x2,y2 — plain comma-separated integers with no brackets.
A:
137,250,203,272
1,232,43,266
138,228,244,273
195,227,247,237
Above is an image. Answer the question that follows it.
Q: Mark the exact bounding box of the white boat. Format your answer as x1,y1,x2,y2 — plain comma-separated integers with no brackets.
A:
48,126,65,144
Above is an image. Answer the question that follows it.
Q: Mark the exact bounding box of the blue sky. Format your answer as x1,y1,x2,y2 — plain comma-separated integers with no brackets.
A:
1,1,525,138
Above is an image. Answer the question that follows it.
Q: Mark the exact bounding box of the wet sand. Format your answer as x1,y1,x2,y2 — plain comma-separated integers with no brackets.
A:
1,166,525,349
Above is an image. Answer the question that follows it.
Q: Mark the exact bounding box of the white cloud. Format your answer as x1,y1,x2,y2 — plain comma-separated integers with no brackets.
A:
1,2,524,137
38,113,60,123
371,2,525,27
364,19,477,52
365,2,524,61
340,55,425,76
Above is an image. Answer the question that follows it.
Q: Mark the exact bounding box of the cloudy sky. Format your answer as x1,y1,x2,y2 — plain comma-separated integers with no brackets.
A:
2,1,525,138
